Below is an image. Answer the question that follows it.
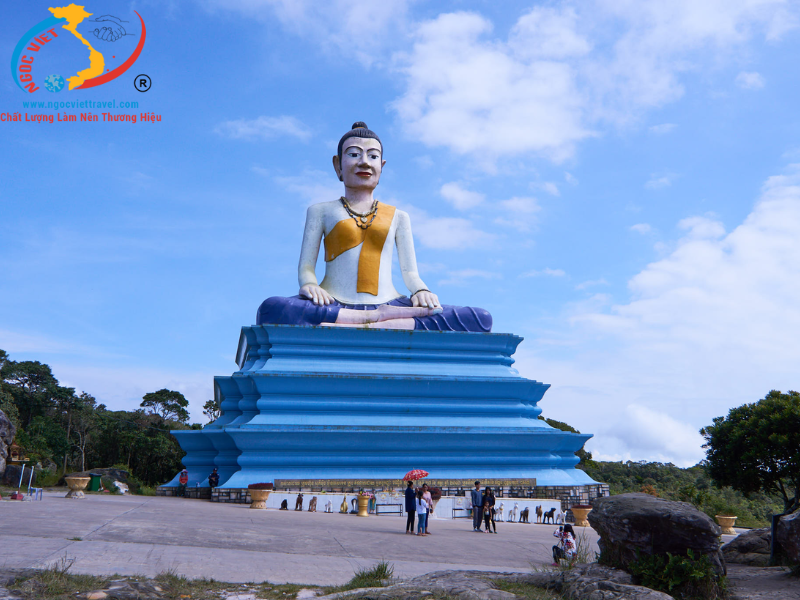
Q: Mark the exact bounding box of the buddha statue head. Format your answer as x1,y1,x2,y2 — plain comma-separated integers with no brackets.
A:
332,121,385,190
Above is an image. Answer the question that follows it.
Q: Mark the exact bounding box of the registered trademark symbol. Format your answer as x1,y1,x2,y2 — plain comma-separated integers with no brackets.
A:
134,74,151,92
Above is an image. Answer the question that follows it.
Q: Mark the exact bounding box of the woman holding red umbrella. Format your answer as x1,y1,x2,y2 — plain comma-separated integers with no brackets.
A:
404,480,416,534
403,469,428,534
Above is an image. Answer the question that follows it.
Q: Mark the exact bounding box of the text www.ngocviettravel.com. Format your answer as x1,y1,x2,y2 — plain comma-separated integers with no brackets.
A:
21,100,139,109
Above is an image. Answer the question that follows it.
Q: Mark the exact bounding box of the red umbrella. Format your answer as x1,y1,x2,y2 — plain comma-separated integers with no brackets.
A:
403,469,429,481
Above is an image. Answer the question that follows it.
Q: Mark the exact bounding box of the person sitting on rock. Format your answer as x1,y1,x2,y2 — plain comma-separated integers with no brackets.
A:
257,121,492,332
208,468,220,488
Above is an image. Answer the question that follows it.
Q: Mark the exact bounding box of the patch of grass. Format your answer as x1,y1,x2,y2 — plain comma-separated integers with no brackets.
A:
9,564,320,600
153,570,231,599
138,484,157,496
67,537,82,541
322,560,395,594
9,556,109,600
491,579,563,600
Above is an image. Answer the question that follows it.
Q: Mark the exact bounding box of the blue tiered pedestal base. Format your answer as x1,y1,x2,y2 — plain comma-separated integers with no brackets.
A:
166,325,599,488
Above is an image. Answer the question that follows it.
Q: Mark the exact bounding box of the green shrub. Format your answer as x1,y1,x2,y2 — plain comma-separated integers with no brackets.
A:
627,549,727,600
36,468,62,487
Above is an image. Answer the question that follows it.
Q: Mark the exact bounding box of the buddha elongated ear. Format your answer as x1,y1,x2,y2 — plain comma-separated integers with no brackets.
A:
332,154,343,181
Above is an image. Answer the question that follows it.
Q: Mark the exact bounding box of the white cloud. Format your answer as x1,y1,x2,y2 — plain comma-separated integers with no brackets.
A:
438,268,500,287
677,215,726,239
520,267,566,278
275,169,341,206
564,172,579,186
413,155,434,169
390,2,797,162
495,197,541,231
575,278,609,290
735,71,765,89
403,204,494,250
593,405,706,466
648,123,676,134
440,182,485,210
519,167,800,465
630,223,652,234
535,182,560,196
200,0,413,67
214,115,311,141
500,196,540,214
392,11,591,163
645,173,675,189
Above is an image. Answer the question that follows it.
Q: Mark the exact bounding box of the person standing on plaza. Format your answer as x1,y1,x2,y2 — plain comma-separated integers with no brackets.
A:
482,486,497,533
416,488,429,535
471,481,483,531
422,483,433,534
178,469,189,497
405,480,416,534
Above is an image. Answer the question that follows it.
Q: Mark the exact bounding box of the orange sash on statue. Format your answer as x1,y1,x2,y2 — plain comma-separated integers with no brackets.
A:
324,202,396,295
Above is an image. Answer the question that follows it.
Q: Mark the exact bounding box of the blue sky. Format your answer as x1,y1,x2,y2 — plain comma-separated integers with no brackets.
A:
2,0,800,467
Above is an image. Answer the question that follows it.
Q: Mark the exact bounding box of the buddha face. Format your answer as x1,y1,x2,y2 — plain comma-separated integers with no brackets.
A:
333,137,385,190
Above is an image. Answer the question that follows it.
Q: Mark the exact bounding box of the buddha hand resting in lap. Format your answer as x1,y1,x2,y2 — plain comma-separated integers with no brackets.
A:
257,122,492,332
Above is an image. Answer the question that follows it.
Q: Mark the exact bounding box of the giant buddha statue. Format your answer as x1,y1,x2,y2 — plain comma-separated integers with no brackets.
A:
257,122,492,332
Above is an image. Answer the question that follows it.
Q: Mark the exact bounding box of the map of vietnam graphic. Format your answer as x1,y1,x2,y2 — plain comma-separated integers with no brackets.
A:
49,4,104,90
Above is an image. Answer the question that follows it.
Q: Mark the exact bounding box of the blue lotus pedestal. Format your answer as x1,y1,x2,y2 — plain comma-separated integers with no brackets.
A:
162,325,604,502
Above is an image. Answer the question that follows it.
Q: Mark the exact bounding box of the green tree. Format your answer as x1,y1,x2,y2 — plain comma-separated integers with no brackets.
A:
701,390,800,514
140,389,190,423
203,397,221,423
3,360,58,426
539,415,594,465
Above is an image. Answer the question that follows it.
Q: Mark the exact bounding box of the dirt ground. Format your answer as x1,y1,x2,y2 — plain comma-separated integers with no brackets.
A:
727,564,800,600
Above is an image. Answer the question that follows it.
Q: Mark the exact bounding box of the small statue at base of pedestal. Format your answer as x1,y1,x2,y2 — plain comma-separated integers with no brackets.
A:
257,122,492,333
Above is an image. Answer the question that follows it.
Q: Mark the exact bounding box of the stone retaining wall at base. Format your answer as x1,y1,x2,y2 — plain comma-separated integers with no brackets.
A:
156,482,609,515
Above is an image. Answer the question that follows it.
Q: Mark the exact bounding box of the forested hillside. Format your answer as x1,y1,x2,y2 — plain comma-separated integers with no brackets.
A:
541,415,783,527
0,349,197,490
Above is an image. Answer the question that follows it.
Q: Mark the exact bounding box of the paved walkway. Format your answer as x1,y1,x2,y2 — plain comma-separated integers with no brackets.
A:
0,492,600,585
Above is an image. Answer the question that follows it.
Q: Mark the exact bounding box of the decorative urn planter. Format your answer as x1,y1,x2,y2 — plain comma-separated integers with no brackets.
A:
65,476,90,499
249,489,270,509
715,514,737,535
571,505,592,527
357,494,370,517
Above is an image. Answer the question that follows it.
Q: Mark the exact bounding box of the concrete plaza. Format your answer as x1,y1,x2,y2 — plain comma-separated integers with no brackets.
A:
0,492,601,585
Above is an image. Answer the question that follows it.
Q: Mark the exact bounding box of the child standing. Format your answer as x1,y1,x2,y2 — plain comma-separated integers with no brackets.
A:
416,488,429,536
483,500,493,533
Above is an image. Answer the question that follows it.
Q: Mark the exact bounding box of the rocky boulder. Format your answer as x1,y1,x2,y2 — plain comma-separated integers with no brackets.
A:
722,527,771,566
588,493,725,576
776,509,800,564
1,464,35,487
0,409,17,477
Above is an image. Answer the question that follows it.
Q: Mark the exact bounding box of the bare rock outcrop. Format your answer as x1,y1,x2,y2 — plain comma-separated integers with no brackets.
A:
722,528,771,566
776,509,800,564
511,564,675,600
0,409,16,477
588,493,725,576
